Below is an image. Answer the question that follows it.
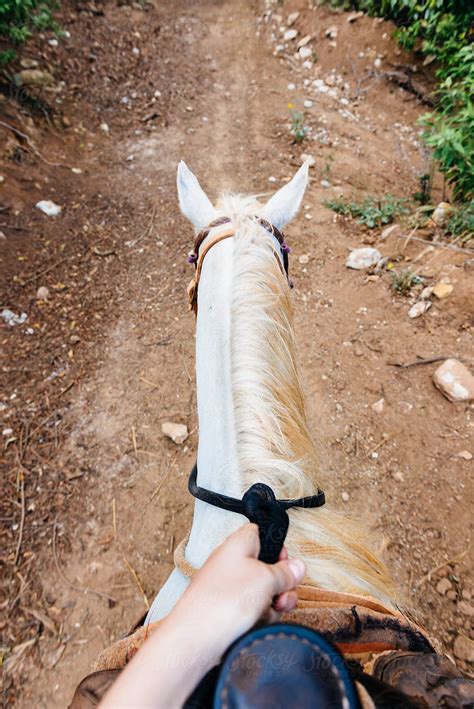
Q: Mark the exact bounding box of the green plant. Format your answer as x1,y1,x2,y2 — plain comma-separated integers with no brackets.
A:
447,201,474,245
324,1,474,202
390,268,425,295
0,0,60,64
324,194,408,228
412,173,432,205
288,103,309,144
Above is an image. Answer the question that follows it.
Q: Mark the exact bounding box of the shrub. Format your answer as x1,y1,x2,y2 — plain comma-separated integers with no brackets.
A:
0,0,60,64
324,194,408,228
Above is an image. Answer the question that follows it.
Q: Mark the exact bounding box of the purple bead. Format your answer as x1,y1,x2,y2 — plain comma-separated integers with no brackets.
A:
187,252,198,264
281,242,291,254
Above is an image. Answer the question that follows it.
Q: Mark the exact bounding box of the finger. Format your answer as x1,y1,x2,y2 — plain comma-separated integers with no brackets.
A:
220,523,260,559
272,590,298,613
269,558,306,596
278,546,288,561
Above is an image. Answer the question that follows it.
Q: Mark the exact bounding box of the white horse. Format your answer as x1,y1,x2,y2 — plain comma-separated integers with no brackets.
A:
147,161,399,624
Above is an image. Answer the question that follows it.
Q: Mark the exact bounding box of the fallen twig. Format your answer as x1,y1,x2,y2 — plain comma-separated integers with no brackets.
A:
14,476,26,567
390,231,474,254
122,555,149,610
388,355,453,369
0,120,66,167
416,545,471,587
93,247,117,257
149,457,176,503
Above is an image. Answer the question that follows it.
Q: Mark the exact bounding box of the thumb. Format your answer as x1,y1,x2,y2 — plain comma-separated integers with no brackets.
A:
220,523,261,559
268,558,306,596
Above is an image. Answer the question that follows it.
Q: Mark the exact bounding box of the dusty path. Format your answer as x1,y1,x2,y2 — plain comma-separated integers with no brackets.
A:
2,0,473,705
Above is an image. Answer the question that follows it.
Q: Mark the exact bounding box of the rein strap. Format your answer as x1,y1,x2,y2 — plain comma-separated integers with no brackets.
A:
188,465,325,564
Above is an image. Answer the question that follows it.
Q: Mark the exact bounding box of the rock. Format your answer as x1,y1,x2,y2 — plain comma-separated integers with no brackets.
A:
71,167,82,174
298,254,310,265
99,123,110,134
1,309,27,326
298,46,312,60
287,82,296,91
458,601,474,617
446,590,457,601
48,38,59,47
436,578,452,596
432,283,453,299
408,301,431,319
391,471,404,483
433,359,474,402
320,179,331,189
161,422,188,445
268,176,277,183
287,11,299,26
297,35,312,49
345,247,382,270
380,224,401,240
325,26,338,39
462,590,471,600
283,29,298,41
463,258,474,272
458,450,472,460
20,58,38,69
301,153,316,167
371,398,385,414
16,69,55,86
36,286,50,301
324,75,336,87
341,491,350,503
70,335,81,345
303,99,313,109
374,57,382,70
453,635,474,663
36,200,61,217
347,11,364,22
420,286,433,300
432,202,453,227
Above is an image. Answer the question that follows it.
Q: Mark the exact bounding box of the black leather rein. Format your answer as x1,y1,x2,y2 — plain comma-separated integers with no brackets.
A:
188,464,325,564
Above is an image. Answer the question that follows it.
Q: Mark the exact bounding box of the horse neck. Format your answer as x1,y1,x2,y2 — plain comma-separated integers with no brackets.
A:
184,236,245,568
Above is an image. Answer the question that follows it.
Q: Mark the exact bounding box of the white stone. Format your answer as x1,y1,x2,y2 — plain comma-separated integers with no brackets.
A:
297,35,312,49
287,83,296,90
268,176,277,183
298,46,312,60
36,286,50,301
99,123,109,134
371,398,385,414
35,200,61,217
408,301,431,319
303,99,313,108
341,491,350,503
287,11,299,26
320,179,331,189
283,29,298,41
345,247,381,270
298,254,310,265
433,359,474,402
301,153,316,167
161,422,188,445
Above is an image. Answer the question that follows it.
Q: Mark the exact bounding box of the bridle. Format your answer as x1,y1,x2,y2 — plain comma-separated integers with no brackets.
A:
188,465,325,564
186,215,291,313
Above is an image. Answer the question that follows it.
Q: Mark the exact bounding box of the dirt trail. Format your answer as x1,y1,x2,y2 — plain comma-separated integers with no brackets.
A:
2,0,473,705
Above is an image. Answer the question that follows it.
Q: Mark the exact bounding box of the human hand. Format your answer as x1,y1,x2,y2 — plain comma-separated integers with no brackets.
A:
169,523,306,665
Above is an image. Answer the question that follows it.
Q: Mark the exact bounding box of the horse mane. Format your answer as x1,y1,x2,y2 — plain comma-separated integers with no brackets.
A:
216,194,402,612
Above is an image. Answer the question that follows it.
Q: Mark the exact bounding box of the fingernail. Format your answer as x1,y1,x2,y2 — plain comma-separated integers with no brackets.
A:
288,559,305,582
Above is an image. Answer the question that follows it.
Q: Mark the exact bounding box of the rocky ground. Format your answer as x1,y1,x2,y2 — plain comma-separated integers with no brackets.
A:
1,0,473,705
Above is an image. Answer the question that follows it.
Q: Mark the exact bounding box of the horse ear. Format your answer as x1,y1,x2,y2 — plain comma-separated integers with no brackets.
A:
177,161,216,231
261,162,309,230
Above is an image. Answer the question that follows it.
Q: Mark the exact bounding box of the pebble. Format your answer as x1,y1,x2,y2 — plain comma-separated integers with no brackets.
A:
341,491,350,503
345,247,382,270
268,176,277,183
446,589,457,601
299,46,312,60
48,38,59,47
1,309,27,326
380,224,401,240
20,57,38,69
287,83,296,91
36,200,62,217
433,359,474,402
420,286,433,300
303,99,313,108
324,75,336,87
36,286,50,301
458,450,472,460
320,179,331,189
325,26,338,39
408,301,431,319
298,254,310,265
374,57,382,70
457,601,474,617
371,398,385,414
347,11,364,22
391,471,404,483
436,578,452,596
297,35,312,49
287,11,299,26
16,69,55,86
432,201,453,227
432,283,453,299
71,167,82,174
300,153,316,167
453,635,474,663
3,428,13,436
161,422,188,445
99,123,110,134
283,29,298,41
